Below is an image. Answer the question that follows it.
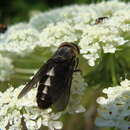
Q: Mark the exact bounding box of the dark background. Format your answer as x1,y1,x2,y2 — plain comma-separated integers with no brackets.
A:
0,0,128,24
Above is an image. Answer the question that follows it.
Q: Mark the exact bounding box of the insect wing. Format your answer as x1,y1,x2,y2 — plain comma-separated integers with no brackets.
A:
53,71,73,111
37,58,76,111
18,59,54,99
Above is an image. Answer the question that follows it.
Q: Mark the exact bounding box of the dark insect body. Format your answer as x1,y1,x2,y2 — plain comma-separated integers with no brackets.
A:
0,24,7,33
18,42,80,112
95,17,108,24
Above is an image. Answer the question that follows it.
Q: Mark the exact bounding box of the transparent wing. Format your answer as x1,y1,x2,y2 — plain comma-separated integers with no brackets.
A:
18,59,54,99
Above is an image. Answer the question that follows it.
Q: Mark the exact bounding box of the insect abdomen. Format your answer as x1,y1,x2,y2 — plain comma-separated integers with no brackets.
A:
36,68,54,109
37,91,52,109
36,60,73,110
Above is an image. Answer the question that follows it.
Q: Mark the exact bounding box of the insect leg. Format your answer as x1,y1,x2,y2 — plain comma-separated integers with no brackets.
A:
73,57,81,72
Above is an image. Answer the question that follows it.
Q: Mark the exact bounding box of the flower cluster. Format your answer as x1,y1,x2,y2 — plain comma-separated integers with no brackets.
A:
0,85,62,130
0,1,130,66
0,27,39,55
0,72,85,130
66,72,86,114
29,1,130,66
96,79,130,130
39,22,78,47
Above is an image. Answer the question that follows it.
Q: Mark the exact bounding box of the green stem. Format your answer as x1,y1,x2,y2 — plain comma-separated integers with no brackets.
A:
110,54,117,85
11,75,30,80
15,68,37,74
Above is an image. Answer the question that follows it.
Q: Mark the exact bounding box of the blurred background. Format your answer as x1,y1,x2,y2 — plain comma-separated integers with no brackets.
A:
0,0,129,24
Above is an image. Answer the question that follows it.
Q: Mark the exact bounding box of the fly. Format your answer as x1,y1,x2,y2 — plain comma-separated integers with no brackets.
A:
18,42,80,112
95,17,108,24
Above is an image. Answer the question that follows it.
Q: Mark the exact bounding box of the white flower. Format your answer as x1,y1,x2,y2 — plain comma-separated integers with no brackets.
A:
103,44,116,53
0,54,14,81
0,72,85,130
66,72,86,114
29,7,64,30
0,1,130,66
0,85,62,130
39,22,78,47
7,23,30,32
96,79,130,130
1,1,130,129
0,28,39,55
0,33,5,44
